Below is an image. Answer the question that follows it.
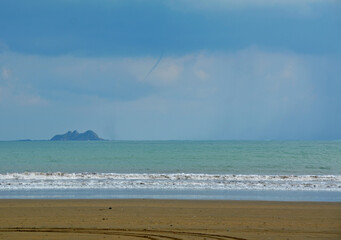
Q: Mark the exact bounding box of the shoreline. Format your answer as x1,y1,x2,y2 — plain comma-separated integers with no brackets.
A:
1,188,340,202
1,199,340,240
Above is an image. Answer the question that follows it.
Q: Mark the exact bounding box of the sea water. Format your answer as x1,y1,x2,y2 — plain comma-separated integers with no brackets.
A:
0,141,340,201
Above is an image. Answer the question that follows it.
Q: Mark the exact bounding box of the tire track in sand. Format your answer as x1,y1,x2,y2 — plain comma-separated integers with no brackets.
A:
0,227,248,240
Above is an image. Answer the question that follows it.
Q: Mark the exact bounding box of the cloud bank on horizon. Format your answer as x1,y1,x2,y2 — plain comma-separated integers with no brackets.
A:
0,0,340,140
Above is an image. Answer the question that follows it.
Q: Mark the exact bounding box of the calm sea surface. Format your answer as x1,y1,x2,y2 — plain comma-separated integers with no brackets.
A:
0,141,340,200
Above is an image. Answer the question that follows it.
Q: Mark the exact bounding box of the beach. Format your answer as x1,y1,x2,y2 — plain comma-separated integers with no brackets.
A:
0,199,340,240
1,141,340,239
2,0,340,239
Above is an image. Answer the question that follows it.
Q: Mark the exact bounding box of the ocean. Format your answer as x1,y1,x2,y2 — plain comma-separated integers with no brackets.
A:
0,141,340,201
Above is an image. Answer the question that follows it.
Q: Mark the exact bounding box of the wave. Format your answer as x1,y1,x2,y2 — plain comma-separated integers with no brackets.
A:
0,172,340,191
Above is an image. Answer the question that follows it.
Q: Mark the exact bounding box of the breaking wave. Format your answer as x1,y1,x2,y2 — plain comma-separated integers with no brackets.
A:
0,172,340,191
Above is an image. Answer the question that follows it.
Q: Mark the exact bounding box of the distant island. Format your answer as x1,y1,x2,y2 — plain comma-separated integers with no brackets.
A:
50,130,104,141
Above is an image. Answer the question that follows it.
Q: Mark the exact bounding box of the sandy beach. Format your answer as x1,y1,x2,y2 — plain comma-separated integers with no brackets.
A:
0,199,340,240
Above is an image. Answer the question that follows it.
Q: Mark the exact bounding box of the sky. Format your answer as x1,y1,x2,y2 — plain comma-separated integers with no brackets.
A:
0,0,340,140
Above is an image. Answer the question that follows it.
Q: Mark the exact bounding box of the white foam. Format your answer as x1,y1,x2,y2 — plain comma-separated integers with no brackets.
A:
0,172,340,191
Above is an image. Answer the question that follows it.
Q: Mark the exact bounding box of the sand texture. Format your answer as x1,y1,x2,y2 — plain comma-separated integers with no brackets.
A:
0,199,340,240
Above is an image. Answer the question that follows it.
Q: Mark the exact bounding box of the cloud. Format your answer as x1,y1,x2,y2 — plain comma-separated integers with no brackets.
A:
0,66,48,107
138,57,184,86
169,0,337,10
0,1,339,140
0,48,340,140
120,49,340,140
1,67,11,79
1,0,339,57
107,49,322,139
143,54,164,82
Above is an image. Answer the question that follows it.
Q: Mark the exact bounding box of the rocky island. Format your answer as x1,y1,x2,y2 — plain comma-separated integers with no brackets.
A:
50,130,104,141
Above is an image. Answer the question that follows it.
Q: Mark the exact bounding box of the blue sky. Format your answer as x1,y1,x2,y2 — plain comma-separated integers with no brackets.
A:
0,0,340,140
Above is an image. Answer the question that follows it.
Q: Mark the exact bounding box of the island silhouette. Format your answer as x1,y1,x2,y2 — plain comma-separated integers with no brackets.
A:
50,130,104,141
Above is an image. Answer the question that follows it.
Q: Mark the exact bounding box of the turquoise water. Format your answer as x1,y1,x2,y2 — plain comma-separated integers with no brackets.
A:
0,141,340,200
1,140,340,175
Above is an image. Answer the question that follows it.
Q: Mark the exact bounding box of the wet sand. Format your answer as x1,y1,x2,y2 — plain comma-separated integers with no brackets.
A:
0,199,340,240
